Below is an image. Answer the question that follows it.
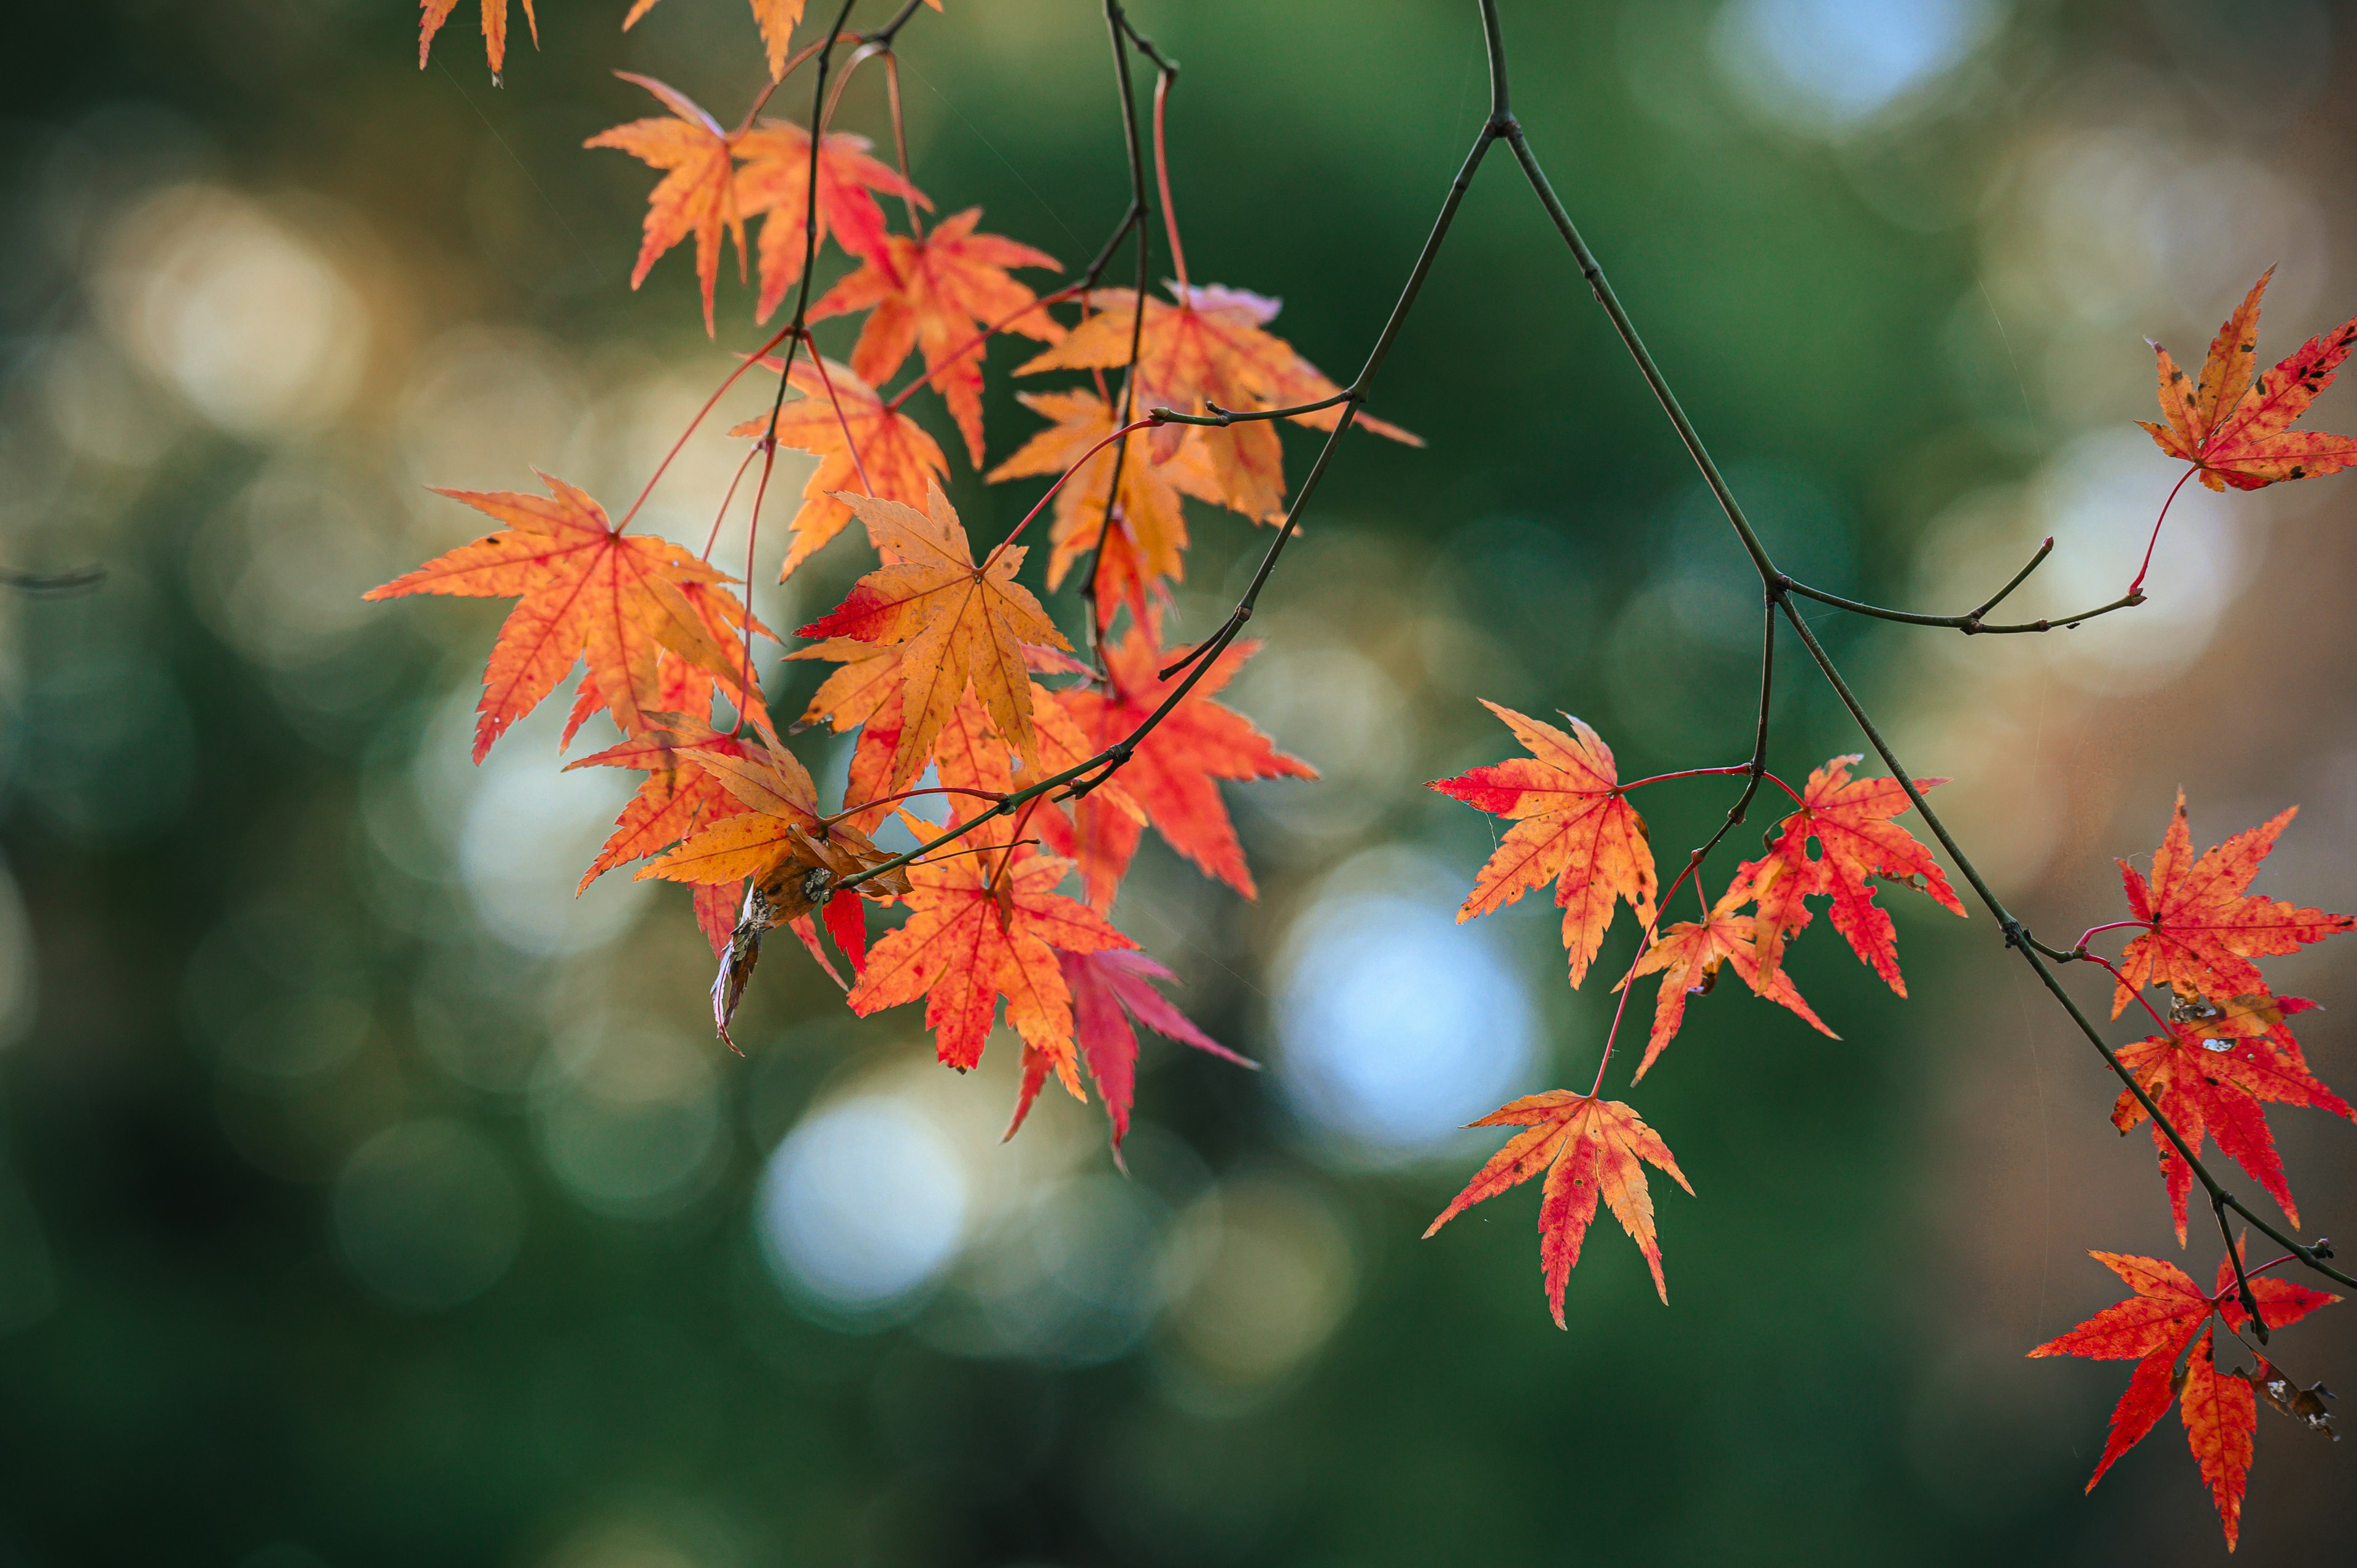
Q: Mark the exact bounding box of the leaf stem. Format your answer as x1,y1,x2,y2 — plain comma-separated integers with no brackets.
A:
2129,466,2197,598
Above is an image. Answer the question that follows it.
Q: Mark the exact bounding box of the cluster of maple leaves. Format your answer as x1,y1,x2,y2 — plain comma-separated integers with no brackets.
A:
390,0,1401,1162
400,6,2357,1550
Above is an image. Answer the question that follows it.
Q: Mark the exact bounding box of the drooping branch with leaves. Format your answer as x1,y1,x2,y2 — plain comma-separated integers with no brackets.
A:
395,2,2357,1548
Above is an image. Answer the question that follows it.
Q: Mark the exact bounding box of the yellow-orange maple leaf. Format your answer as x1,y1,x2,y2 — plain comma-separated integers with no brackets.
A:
567,716,753,890
585,75,753,337
622,0,807,80
730,355,951,579
420,0,536,75
1018,282,1417,521
2141,268,2357,493
1425,1092,1691,1323
795,484,1071,789
987,388,1198,631
1430,702,1655,988
364,471,743,762
811,209,1062,468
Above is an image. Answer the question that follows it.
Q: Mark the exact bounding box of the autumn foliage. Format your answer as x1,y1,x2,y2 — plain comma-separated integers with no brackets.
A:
396,2,2356,1551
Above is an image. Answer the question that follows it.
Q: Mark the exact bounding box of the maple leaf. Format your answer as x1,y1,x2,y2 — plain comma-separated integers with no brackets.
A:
566,716,752,890
632,735,907,1043
729,355,951,579
2110,792,2355,1018
1043,621,1314,909
795,484,1072,789
2108,1010,2351,1243
586,75,748,337
1017,282,1418,521
733,119,928,320
1024,948,1252,1159
1425,1092,1692,1324
622,0,808,80
2029,1247,2335,1548
2140,268,2357,493
365,471,745,762
1430,702,1655,989
1739,755,1964,996
987,388,1196,631
811,210,1062,468
419,0,536,75
1621,876,1835,1082
848,832,1135,1097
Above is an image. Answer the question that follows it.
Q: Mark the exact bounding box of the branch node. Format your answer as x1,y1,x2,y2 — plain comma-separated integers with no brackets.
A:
2001,918,2027,951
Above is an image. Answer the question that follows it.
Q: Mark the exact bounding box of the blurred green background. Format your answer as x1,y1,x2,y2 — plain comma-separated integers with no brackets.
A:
4,0,2356,1563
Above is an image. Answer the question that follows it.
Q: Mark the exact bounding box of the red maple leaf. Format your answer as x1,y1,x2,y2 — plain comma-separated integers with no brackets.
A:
364,471,746,762
2108,1006,2351,1243
2029,1246,2335,1548
1425,1091,1692,1324
1431,702,1654,989
2110,792,2356,1018
1042,621,1314,909
1622,876,1834,1081
2140,268,2357,492
811,209,1063,468
846,830,1135,1110
1024,948,1251,1158
1738,754,1964,995
733,117,929,321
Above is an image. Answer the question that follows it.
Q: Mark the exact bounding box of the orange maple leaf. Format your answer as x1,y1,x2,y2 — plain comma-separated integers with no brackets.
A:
1430,702,1655,989
586,75,748,337
2030,1247,2334,1548
566,716,753,890
1621,877,1835,1082
1048,948,1250,1161
848,832,1135,1106
987,388,1198,631
622,0,810,80
419,0,536,75
2108,1009,2351,1243
811,209,1062,468
734,118,928,321
795,485,1072,789
2110,792,2356,1018
2140,268,2357,493
365,471,745,762
1425,1092,1692,1323
730,355,951,579
1043,621,1314,909
1018,282,1418,521
1738,755,1964,996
